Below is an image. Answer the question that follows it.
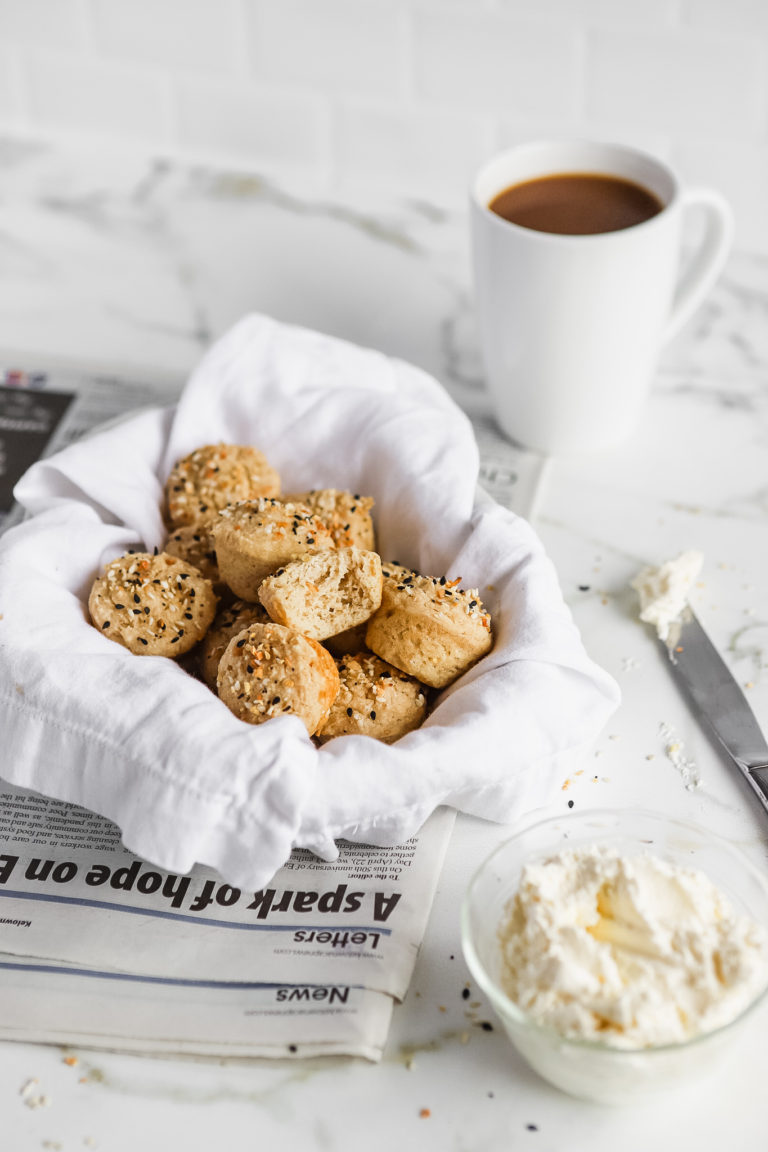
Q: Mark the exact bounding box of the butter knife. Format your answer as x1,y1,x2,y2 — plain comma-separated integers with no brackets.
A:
662,608,768,814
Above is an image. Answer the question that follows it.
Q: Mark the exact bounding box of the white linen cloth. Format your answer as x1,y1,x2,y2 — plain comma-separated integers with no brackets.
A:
0,315,620,889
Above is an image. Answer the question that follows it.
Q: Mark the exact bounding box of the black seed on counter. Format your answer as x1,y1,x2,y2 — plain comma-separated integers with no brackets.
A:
526,1124,539,1132
578,584,590,592
461,987,470,1000
480,1022,494,1032
568,800,574,809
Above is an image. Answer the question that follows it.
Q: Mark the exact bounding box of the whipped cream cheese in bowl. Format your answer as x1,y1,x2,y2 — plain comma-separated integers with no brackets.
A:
461,809,768,1104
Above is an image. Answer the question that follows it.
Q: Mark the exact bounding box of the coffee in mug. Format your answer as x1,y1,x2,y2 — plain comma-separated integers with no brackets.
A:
470,141,733,455
488,172,663,236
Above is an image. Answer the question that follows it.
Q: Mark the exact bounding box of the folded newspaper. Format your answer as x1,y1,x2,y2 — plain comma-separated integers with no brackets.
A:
0,778,454,1060
0,365,543,1060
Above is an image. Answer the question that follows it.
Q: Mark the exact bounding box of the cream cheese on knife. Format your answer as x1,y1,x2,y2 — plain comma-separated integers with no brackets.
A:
631,550,703,643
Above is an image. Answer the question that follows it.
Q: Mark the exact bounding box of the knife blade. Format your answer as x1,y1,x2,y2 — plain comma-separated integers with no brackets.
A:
661,607,768,814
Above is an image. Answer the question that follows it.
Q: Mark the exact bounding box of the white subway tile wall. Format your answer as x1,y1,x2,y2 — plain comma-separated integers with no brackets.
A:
175,80,326,170
22,52,173,143
0,0,88,50
0,0,766,246
90,0,243,76
244,1,408,98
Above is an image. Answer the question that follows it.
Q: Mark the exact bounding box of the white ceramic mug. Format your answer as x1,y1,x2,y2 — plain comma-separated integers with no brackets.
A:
470,140,733,455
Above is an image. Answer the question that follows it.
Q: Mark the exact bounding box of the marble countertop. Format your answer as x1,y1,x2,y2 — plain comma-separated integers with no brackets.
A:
1,136,767,1151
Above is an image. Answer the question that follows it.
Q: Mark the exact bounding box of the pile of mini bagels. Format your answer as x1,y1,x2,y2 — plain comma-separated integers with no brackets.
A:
88,443,493,743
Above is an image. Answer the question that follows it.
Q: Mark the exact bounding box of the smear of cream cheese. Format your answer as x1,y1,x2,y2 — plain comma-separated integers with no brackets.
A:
631,550,703,643
498,846,768,1049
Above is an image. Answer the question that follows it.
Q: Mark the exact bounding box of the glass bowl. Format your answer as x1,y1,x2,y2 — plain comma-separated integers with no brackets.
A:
461,808,768,1105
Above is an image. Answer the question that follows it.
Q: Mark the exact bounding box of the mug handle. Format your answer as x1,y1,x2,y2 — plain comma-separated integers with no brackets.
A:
663,188,733,343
